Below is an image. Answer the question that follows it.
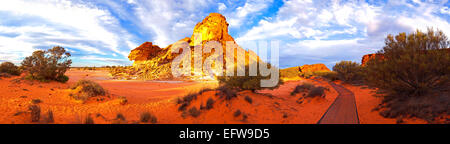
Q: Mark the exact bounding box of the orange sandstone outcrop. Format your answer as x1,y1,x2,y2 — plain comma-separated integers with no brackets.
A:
126,13,259,80
361,54,384,66
128,42,162,62
299,64,330,73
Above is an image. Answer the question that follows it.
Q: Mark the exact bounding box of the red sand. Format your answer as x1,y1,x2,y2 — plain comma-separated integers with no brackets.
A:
341,83,427,124
0,70,429,124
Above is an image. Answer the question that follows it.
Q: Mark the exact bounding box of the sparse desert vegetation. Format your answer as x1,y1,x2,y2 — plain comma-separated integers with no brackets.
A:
0,62,21,76
291,82,328,104
21,46,72,83
364,28,450,123
332,61,365,84
69,80,107,102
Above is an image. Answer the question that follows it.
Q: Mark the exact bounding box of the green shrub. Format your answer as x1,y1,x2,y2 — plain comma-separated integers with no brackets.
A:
0,62,21,76
70,80,106,101
366,28,450,122
367,29,450,96
332,61,365,83
314,71,339,81
217,64,283,92
21,46,72,83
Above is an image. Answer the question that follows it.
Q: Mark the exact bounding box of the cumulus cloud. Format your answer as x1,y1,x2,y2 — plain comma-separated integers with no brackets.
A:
0,0,138,65
236,0,450,68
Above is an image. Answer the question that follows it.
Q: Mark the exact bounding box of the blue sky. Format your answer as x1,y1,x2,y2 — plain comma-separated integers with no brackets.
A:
0,0,449,68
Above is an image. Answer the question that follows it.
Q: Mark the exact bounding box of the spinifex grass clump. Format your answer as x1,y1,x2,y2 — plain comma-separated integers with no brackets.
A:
291,82,328,104
70,80,106,102
366,28,450,123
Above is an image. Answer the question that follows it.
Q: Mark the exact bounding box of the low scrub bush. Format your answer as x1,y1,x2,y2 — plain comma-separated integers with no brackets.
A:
290,82,314,96
205,98,214,110
333,61,365,83
70,80,106,101
306,86,326,98
140,112,157,124
188,107,201,118
233,110,242,117
0,62,21,76
217,64,283,92
28,104,40,122
244,96,253,104
216,86,237,100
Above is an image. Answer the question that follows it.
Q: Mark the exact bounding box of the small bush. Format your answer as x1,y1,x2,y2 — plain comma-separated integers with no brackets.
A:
115,113,126,121
0,62,21,76
28,104,40,122
31,99,42,104
188,107,201,118
177,93,198,111
178,103,189,111
306,86,326,98
315,71,339,81
140,112,157,124
70,80,106,101
43,110,54,123
205,98,214,110
217,64,283,92
21,46,72,83
216,86,237,100
244,96,253,104
84,115,94,124
119,96,128,105
291,82,314,96
233,110,242,117
333,61,365,83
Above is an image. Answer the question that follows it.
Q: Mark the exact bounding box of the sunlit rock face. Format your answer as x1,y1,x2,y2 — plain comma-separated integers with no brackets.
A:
361,54,384,66
127,13,259,80
190,13,235,46
299,64,330,73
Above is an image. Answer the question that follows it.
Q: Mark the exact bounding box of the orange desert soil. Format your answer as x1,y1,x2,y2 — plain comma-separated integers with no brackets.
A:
341,83,427,124
1,69,420,124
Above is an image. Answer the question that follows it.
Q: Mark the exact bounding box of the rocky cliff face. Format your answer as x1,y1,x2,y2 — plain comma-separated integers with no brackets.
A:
361,54,384,66
299,64,330,73
126,13,259,80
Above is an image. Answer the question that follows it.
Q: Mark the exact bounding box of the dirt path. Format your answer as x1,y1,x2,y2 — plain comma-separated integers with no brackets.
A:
317,82,359,124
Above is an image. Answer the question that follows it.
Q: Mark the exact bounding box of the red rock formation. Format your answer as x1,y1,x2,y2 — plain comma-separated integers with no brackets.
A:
128,42,162,62
126,13,260,80
361,54,384,66
299,64,330,73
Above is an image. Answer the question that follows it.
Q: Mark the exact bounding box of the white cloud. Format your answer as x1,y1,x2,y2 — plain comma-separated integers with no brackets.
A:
236,0,450,68
227,0,273,27
218,3,227,11
0,0,137,64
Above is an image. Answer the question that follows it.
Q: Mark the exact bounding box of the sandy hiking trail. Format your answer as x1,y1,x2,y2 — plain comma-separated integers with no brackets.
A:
318,82,359,124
